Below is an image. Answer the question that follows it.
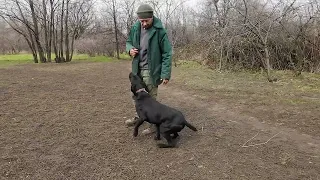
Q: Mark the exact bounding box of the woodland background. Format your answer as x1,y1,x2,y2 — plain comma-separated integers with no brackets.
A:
1,0,320,78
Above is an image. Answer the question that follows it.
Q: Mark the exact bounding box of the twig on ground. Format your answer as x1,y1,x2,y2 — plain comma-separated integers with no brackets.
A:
242,131,282,148
242,132,259,147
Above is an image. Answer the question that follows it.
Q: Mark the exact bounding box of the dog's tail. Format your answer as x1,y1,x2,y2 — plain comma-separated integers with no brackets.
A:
185,121,198,131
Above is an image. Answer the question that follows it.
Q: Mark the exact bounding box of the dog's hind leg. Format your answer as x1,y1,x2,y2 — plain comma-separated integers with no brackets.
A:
154,124,161,140
157,133,177,148
172,132,179,139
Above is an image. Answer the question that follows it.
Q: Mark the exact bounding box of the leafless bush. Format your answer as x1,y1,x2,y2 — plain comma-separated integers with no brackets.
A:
0,25,28,54
171,0,320,76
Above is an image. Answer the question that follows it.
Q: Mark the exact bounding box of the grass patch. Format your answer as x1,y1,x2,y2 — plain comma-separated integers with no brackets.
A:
173,60,320,106
0,53,131,68
0,54,34,67
119,52,131,60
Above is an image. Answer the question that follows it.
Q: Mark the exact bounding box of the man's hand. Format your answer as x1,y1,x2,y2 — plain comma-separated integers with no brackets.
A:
161,79,169,85
130,48,139,57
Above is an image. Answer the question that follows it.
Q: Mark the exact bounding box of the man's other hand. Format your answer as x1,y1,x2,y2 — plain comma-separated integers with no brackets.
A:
130,48,139,57
161,79,169,85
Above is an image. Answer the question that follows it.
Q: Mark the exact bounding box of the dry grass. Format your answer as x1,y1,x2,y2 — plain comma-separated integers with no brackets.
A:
173,60,320,106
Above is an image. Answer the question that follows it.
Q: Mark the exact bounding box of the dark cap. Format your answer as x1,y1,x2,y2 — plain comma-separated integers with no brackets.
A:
136,4,153,19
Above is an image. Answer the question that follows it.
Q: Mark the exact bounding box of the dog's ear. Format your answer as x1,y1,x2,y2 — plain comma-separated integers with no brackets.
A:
131,85,137,96
129,72,133,80
130,85,134,93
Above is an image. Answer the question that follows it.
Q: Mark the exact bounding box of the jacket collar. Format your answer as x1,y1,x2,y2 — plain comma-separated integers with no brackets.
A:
151,16,164,29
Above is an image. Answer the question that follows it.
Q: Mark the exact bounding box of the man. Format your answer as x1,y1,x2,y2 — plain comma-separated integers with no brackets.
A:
125,3,173,135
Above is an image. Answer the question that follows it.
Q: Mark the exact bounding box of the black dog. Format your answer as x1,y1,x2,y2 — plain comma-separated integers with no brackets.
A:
129,72,197,148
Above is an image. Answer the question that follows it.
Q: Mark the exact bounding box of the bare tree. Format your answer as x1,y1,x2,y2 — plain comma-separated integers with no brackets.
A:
29,0,46,62
112,0,120,59
1,0,95,63
101,0,122,59
0,22,27,54
120,0,139,36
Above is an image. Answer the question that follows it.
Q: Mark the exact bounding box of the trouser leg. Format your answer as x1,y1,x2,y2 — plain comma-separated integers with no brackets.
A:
140,70,158,134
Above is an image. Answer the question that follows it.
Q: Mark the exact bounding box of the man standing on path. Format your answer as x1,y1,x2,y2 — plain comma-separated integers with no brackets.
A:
125,3,173,135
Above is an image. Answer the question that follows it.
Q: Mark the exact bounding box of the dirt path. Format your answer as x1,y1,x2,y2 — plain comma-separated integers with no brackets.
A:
0,61,319,180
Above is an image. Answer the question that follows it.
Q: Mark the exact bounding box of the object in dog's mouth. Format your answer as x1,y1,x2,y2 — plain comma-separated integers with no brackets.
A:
136,88,147,93
129,72,197,148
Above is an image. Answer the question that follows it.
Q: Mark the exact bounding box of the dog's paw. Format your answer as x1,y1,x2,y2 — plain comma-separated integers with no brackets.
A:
154,136,161,141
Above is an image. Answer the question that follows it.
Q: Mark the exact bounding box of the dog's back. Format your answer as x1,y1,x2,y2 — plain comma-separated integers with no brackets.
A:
138,95,198,132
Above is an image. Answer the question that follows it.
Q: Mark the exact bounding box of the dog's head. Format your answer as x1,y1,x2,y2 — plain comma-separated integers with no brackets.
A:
129,72,147,96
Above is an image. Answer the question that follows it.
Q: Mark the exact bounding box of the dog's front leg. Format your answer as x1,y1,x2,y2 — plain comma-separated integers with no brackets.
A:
133,118,144,137
154,124,161,140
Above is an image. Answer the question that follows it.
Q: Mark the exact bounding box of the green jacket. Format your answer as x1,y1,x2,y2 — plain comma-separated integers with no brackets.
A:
126,16,172,86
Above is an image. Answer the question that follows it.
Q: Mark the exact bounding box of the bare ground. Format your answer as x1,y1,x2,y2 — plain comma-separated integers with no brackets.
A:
0,61,319,180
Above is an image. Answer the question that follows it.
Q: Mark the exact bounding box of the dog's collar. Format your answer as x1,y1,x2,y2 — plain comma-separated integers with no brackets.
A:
136,88,148,93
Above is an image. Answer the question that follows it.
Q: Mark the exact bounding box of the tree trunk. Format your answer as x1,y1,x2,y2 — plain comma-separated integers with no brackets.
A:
70,30,78,61
14,0,39,63
65,0,70,62
29,0,46,63
60,0,65,62
48,0,55,62
112,0,120,59
43,0,51,62
264,43,271,79
53,15,59,62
